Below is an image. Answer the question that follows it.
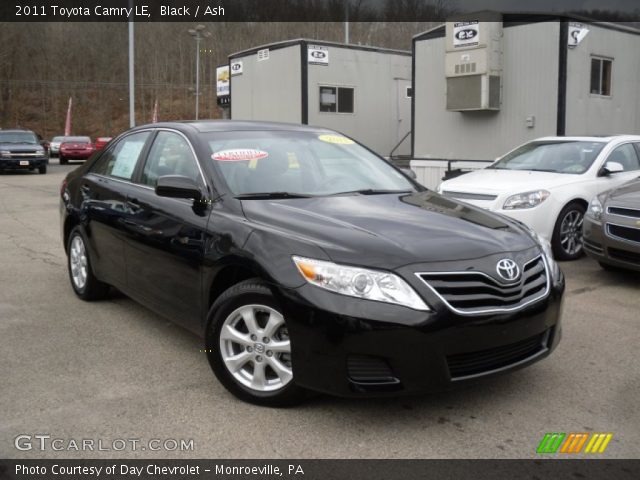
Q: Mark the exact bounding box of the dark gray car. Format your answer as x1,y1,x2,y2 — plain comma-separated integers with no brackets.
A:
584,178,640,271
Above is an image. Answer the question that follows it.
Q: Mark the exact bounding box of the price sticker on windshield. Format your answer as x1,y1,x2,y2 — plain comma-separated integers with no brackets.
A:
211,149,269,162
318,135,354,145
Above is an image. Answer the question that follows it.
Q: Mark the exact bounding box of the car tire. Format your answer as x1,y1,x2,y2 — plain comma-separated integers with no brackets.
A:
551,201,586,261
59,156,67,165
38,165,47,174
67,226,110,301
205,279,307,407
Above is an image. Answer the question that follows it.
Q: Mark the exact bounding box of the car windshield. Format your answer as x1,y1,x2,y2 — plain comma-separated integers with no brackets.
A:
204,130,416,197
490,141,606,174
52,136,66,142
63,136,91,143
0,132,38,144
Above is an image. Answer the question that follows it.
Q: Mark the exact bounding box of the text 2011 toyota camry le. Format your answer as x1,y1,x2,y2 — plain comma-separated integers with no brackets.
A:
60,121,564,406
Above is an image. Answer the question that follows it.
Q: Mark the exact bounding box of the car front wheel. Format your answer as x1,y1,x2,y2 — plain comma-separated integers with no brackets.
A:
205,279,306,407
551,202,586,261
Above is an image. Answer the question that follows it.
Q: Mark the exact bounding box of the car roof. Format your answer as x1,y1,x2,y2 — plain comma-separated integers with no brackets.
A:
533,135,640,143
132,120,336,134
0,129,35,134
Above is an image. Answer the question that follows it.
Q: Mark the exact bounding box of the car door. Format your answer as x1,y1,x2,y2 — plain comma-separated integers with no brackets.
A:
122,130,210,330
80,131,152,289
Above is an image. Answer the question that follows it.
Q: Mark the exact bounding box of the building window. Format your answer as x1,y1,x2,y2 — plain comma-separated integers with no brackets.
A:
590,57,612,96
319,86,354,113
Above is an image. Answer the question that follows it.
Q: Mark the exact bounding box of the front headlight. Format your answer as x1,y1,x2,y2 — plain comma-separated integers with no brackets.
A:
292,256,430,311
503,190,550,210
36,149,45,155
586,196,603,222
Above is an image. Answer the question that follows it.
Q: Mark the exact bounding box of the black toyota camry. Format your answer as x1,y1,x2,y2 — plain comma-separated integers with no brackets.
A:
60,121,564,406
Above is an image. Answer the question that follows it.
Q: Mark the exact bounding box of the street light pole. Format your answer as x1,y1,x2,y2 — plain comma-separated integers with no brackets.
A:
188,25,210,121
128,0,135,127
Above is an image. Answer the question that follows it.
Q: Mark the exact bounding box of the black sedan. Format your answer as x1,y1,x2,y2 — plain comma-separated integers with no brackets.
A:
60,121,564,406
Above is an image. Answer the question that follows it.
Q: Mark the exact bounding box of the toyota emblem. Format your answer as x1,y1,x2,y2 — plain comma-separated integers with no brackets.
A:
496,259,520,282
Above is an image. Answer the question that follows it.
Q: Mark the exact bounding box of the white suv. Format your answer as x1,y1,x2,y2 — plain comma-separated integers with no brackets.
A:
439,136,640,260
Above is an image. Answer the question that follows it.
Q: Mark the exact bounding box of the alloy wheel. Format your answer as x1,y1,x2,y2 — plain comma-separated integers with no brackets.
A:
559,209,584,256
219,304,292,392
69,235,88,290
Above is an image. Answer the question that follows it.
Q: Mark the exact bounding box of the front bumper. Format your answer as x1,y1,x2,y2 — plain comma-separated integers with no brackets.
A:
277,274,564,397
444,195,558,242
584,215,640,272
0,157,49,170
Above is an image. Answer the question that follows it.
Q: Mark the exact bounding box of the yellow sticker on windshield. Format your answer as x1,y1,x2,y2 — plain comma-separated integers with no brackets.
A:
318,134,354,145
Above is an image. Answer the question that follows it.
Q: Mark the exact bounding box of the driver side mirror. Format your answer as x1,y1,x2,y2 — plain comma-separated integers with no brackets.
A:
155,175,203,201
599,161,624,177
401,167,417,180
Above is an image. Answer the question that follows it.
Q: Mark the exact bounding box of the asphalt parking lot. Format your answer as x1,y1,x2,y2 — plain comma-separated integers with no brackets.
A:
1,160,639,459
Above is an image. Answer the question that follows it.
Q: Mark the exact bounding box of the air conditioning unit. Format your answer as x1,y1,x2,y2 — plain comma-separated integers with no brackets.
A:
445,16,503,111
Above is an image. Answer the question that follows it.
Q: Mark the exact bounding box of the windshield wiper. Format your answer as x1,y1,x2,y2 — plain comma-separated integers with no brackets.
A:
528,168,558,173
234,192,312,200
331,189,413,196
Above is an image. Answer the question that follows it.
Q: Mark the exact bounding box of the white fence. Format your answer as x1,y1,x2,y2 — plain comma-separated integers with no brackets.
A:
409,159,493,190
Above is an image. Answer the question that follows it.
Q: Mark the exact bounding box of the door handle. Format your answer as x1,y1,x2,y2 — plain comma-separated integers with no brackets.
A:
80,184,91,195
126,197,143,212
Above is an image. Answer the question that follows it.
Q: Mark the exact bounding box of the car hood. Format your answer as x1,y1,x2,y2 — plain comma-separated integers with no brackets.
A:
0,142,42,151
607,178,640,205
441,169,584,194
241,191,536,268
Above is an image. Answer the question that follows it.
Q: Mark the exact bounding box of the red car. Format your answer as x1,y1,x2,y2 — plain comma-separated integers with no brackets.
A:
94,137,112,151
59,136,94,164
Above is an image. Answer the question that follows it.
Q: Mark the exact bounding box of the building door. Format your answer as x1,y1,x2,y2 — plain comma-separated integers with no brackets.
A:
395,79,412,157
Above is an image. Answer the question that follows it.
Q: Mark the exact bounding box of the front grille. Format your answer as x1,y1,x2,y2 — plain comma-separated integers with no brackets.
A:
608,206,640,219
347,355,398,385
6,151,40,158
417,255,549,315
606,223,640,244
442,191,498,201
608,247,640,265
447,330,549,380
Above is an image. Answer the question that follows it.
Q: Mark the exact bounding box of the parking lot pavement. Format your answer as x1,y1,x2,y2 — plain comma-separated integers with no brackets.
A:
1,162,639,459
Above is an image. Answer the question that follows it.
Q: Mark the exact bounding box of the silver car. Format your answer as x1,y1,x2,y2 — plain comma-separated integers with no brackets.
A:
584,177,640,271
49,136,70,157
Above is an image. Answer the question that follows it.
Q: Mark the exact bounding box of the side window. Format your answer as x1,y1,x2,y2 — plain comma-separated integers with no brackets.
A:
590,57,612,96
319,86,355,114
141,131,201,187
606,144,640,172
91,132,150,180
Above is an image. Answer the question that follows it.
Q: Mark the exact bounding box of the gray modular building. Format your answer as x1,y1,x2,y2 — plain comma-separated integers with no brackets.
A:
228,39,412,157
410,15,640,187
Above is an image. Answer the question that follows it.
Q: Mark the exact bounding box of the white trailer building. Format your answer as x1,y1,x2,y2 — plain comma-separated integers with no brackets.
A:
228,39,412,157
410,14,640,189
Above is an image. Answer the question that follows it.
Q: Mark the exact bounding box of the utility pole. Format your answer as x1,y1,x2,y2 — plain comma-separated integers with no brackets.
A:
188,25,211,120
344,2,349,44
128,0,135,127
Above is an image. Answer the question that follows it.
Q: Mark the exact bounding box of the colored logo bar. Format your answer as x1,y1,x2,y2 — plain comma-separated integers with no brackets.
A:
537,433,613,454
